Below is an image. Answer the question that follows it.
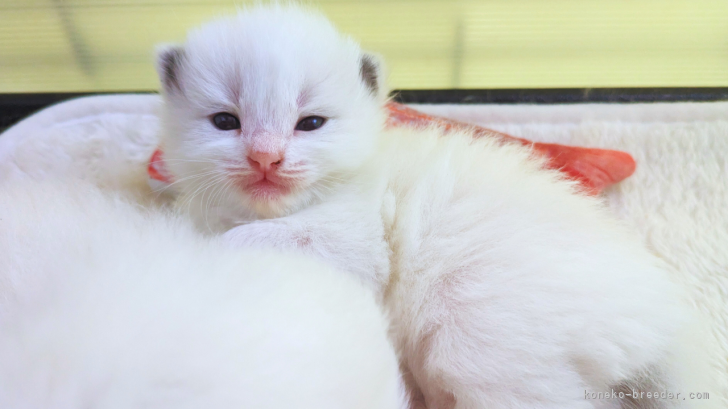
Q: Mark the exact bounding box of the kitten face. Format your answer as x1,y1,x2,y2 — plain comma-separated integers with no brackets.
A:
157,6,385,223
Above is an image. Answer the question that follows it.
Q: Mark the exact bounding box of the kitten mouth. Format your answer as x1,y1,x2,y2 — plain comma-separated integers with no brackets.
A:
239,174,291,201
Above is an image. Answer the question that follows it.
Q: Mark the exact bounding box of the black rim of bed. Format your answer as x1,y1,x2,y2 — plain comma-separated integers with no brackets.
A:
2,87,728,131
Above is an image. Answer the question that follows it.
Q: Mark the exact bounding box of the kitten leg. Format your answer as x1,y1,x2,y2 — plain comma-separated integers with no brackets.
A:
401,362,429,409
222,218,308,250
392,305,601,409
409,331,598,409
221,198,390,294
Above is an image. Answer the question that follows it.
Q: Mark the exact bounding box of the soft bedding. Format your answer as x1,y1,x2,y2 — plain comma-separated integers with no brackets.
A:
0,95,725,404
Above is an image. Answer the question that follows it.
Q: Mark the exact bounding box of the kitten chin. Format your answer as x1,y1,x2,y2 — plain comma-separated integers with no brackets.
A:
174,175,321,232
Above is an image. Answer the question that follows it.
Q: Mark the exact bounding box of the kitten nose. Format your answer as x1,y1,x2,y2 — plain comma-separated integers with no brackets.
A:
247,150,284,172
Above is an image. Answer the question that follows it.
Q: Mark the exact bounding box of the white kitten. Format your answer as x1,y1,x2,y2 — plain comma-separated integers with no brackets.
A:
157,6,710,408
378,128,717,409
157,5,390,290
0,180,405,409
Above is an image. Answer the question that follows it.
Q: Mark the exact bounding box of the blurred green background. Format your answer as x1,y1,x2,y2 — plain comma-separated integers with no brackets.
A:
1,0,727,92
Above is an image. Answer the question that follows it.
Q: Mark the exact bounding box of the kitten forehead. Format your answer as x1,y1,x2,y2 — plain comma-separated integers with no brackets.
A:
180,6,363,110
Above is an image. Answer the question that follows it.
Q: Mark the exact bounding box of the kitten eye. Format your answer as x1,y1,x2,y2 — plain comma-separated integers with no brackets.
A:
295,116,326,132
212,112,240,131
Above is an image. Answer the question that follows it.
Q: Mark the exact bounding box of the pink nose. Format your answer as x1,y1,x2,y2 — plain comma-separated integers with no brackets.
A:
247,150,284,172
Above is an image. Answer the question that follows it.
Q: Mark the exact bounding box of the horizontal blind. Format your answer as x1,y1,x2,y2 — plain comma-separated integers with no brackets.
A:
0,0,726,92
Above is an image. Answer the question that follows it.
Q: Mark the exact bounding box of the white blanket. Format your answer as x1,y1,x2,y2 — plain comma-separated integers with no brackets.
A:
1,95,726,403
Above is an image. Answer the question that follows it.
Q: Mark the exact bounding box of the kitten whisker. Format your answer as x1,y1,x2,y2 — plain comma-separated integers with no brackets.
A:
152,169,228,198
178,173,228,217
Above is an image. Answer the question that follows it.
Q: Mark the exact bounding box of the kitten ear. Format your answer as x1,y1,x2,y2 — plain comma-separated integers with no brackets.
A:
359,53,384,97
156,44,185,93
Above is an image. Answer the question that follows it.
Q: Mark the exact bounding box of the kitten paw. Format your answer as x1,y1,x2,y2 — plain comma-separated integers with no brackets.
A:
221,221,289,250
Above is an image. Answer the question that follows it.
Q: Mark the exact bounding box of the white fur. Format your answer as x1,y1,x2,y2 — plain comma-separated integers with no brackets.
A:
0,94,160,200
378,128,714,409
156,6,713,409
0,180,405,409
412,103,728,407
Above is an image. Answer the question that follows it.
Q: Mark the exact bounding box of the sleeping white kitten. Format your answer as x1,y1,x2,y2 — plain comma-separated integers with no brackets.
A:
156,5,712,409
0,180,405,409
